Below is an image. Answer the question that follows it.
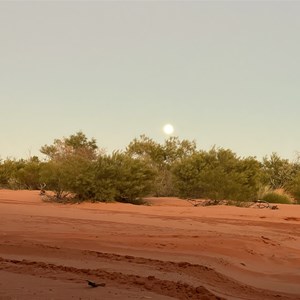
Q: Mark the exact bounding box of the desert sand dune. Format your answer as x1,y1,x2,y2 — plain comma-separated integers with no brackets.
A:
0,190,299,299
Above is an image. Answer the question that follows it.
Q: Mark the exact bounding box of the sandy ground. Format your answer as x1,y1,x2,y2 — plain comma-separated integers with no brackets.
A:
0,190,299,300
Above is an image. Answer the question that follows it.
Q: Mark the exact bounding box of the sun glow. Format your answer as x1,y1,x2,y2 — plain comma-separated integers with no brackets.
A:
163,124,174,135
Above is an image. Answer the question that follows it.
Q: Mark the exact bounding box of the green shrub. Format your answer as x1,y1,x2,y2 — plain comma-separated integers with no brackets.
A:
285,172,300,204
261,192,291,204
172,148,262,201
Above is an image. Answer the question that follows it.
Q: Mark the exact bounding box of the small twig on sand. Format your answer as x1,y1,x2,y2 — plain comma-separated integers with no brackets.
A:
87,280,106,288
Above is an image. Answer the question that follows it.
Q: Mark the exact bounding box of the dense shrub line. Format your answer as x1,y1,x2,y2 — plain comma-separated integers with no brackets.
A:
1,132,299,204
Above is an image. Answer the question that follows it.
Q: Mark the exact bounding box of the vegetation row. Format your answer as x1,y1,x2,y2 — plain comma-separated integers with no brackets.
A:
1,132,300,205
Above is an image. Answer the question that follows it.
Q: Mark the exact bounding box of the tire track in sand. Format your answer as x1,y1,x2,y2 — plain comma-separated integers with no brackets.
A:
81,250,299,300
0,257,222,300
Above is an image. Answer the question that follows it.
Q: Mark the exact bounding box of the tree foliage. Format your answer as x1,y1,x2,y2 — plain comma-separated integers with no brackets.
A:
126,135,196,196
39,132,99,199
38,132,155,202
1,132,300,205
284,159,300,203
172,148,262,201
0,159,23,188
262,153,294,189
14,156,42,189
0,157,42,189
40,131,99,161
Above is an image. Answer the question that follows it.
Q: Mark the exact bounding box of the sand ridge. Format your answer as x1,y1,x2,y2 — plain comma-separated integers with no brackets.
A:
0,190,299,299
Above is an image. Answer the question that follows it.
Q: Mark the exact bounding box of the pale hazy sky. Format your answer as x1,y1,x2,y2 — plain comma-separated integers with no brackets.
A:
1,1,300,160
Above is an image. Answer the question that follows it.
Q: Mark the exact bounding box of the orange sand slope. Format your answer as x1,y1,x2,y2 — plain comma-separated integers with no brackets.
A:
0,190,299,300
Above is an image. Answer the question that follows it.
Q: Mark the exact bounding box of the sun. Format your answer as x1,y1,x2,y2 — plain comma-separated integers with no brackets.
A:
163,124,174,135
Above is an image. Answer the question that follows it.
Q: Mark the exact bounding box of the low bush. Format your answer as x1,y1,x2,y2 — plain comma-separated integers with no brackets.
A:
261,192,291,204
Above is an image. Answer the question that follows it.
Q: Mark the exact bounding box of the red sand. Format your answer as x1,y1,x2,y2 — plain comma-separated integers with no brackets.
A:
0,190,299,299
